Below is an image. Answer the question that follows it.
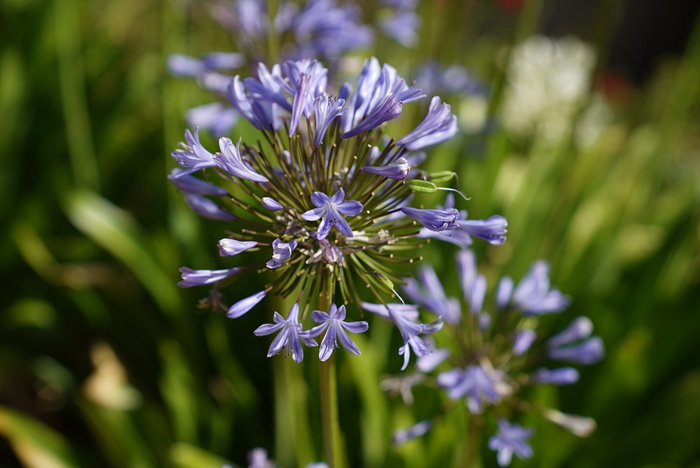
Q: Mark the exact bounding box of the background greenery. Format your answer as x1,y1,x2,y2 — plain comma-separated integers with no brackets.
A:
1,0,699,466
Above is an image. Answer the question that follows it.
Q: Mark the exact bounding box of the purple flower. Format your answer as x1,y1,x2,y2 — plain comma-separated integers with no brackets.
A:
488,419,534,466
185,194,235,221
455,249,487,314
530,367,580,385
178,267,240,288
361,302,443,370
261,197,284,210
215,138,269,183
313,94,345,146
244,63,291,112
549,336,605,364
361,157,410,180
227,76,278,130
253,303,317,362
304,304,369,361
378,11,420,48
456,215,508,246
168,168,227,196
218,239,257,257
512,329,537,356
437,363,510,413
506,261,570,315
228,290,267,318
289,73,312,136
547,316,593,348
341,94,403,139
342,59,424,134
302,188,363,240
246,447,274,468
401,206,459,232
171,128,217,173
414,195,507,246
392,420,431,446
289,0,372,60
402,264,461,324
266,238,298,269
185,103,238,138
397,97,458,150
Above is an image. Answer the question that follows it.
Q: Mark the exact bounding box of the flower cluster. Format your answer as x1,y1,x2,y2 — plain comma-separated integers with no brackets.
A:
171,57,506,365
389,249,604,465
168,0,423,137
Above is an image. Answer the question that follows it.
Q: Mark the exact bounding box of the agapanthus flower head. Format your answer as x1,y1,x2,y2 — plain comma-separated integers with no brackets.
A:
379,248,603,464
171,58,504,365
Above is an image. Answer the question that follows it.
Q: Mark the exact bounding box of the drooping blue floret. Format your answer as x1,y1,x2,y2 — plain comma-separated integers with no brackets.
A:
253,303,318,363
396,96,458,150
488,419,534,467
304,304,369,361
266,238,298,269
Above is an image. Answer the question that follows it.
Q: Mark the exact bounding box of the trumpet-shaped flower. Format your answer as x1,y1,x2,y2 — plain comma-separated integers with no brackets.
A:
302,189,363,239
488,419,534,467
305,304,369,360
253,303,317,362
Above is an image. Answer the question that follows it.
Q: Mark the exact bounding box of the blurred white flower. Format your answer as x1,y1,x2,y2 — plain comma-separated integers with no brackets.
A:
500,35,610,145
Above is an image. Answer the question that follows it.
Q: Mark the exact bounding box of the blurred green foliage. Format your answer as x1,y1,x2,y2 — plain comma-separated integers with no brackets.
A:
1,0,699,467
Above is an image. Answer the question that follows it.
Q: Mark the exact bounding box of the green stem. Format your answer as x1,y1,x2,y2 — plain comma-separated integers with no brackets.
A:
320,356,343,468
461,414,482,468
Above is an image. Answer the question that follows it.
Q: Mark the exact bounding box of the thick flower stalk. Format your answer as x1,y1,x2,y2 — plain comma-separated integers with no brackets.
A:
170,57,504,365
390,249,604,465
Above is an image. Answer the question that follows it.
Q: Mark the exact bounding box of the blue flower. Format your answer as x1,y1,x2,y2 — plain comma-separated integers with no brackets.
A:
403,264,461,324
456,215,508,245
302,188,363,240
512,329,537,356
437,363,510,414
184,195,235,221
171,128,217,173
378,10,420,47
341,94,403,139
500,261,570,314
178,267,240,288
392,420,432,446
261,196,284,210
266,238,298,269
218,239,257,257
361,157,410,180
415,194,508,246
228,290,267,318
397,97,458,150
168,168,228,196
305,304,369,360
401,206,459,232
215,137,269,183
361,302,443,370
185,103,238,138
488,419,534,466
170,57,503,365
253,303,317,362
530,367,580,385
313,94,345,146
549,336,605,364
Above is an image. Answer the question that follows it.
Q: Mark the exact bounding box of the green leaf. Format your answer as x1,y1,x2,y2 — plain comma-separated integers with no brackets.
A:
0,405,80,468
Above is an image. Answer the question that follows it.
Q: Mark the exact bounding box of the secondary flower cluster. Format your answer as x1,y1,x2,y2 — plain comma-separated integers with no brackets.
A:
171,57,507,365
387,249,604,466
